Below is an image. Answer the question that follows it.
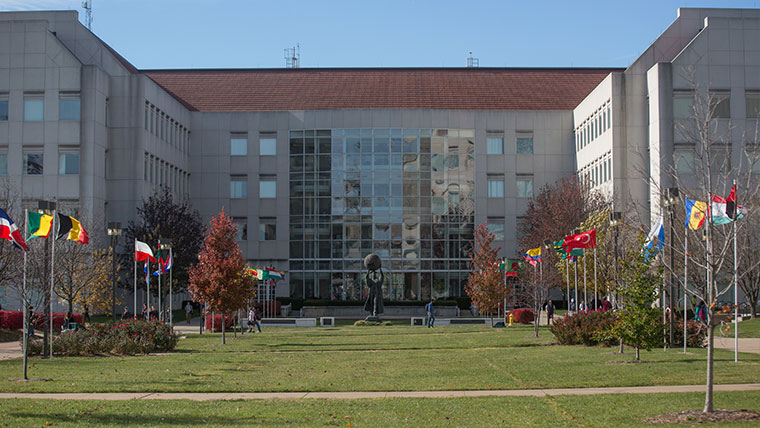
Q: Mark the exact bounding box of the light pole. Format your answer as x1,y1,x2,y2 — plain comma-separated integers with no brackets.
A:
38,200,56,359
107,222,122,324
609,211,622,306
159,239,173,323
664,187,679,347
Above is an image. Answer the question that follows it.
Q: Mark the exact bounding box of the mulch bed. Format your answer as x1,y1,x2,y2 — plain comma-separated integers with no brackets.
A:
644,409,760,424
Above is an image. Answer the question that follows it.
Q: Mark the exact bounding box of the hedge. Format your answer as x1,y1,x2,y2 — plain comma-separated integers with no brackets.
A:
507,308,534,324
550,310,619,346
204,313,235,332
0,311,82,331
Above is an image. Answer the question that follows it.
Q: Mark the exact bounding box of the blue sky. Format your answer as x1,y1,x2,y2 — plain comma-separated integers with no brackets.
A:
1,0,759,69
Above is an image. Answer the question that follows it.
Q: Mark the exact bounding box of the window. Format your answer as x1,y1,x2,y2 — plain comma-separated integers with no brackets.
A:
746,91,760,118
59,95,80,120
0,153,6,175
674,150,695,175
260,176,276,198
230,176,247,199
486,135,503,154
58,152,79,175
230,134,247,156
0,97,7,121
487,219,505,242
710,91,731,119
260,134,277,155
24,153,43,175
516,176,534,198
234,218,248,241
487,175,504,198
516,132,533,154
673,91,693,119
710,149,730,172
749,151,760,173
24,97,44,121
259,217,276,240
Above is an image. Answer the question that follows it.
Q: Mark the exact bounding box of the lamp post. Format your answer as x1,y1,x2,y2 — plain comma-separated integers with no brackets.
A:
38,200,56,359
664,187,679,347
107,222,122,324
159,239,173,324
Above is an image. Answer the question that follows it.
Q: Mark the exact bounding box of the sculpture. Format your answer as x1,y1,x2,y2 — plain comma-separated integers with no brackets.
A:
363,253,384,321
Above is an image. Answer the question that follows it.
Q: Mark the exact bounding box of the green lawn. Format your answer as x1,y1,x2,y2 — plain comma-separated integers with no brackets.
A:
1,323,759,393
0,391,758,427
726,317,760,338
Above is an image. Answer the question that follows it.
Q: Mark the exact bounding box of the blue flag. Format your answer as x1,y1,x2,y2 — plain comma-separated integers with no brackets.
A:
644,215,665,261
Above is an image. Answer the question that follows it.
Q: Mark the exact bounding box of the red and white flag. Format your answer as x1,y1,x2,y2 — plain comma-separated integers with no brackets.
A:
563,228,597,251
0,208,27,251
135,240,155,262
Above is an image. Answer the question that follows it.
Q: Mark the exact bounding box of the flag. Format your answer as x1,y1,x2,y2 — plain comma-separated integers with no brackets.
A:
711,185,745,225
644,215,665,260
0,208,27,251
135,240,155,262
523,247,542,263
144,261,150,284
553,240,566,258
563,228,596,250
56,213,88,244
163,251,173,272
566,248,584,261
265,267,284,280
27,212,53,239
504,258,524,277
248,268,263,280
685,199,707,230
154,249,164,275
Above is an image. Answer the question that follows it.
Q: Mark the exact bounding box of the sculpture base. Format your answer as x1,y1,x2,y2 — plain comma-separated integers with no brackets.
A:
364,316,382,323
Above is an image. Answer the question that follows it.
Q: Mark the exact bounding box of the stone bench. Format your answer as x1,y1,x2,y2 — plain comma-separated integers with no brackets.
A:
260,318,317,328
319,317,335,327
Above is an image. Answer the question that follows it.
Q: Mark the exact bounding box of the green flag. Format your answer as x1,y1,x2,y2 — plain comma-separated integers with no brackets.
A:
505,258,524,277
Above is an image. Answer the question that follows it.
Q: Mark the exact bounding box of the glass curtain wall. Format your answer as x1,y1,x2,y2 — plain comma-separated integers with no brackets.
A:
289,129,474,301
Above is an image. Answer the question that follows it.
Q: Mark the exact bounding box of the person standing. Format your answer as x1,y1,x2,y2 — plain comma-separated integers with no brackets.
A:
185,302,193,324
545,300,555,325
425,298,436,328
121,306,131,320
249,306,262,333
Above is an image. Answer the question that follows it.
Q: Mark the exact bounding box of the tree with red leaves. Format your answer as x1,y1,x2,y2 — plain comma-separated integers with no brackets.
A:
466,223,507,325
188,209,256,344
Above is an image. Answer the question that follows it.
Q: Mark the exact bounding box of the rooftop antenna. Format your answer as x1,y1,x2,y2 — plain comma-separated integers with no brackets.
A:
284,44,300,68
466,51,479,68
82,0,93,31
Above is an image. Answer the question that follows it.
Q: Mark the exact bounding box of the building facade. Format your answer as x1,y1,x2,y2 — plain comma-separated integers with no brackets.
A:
0,8,758,307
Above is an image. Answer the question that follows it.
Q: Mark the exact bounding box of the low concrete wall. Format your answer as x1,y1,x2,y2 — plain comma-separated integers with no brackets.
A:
301,305,459,319
260,318,317,328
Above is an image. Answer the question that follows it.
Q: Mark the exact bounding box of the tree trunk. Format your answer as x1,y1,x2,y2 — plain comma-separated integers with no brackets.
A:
750,302,757,319
233,310,237,338
704,324,715,413
533,307,540,338
222,313,226,345
67,299,73,316
619,338,624,354
635,347,640,361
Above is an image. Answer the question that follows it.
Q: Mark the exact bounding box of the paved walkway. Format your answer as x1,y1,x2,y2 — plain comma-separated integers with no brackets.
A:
0,384,758,401
714,337,760,354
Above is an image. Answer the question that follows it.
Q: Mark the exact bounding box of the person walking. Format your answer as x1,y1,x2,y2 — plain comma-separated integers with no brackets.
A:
425,298,436,328
185,302,193,324
248,306,262,333
121,306,131,320
545,300,555,325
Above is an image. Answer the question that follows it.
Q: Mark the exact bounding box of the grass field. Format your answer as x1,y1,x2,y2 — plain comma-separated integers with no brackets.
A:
0,323,758,393
726,317,760,338
0,391,758,427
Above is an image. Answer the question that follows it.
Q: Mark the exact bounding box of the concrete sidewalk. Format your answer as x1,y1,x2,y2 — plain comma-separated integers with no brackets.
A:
714,337,760,354
0,383,758,401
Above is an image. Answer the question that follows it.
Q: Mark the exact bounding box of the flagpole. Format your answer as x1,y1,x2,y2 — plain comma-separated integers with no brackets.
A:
565,258,570,313
684,226,688,353
158,260,162,322
583,254,587,311
733,180,738,363
574,258,578,313
49,208,55,359
22,209,28,380
594,248,598,311
146,260,150,313
503,258,507,322
133,251,137,319
169,248,173,324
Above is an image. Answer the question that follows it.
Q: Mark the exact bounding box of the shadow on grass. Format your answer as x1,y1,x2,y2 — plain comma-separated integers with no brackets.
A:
6,411,269,427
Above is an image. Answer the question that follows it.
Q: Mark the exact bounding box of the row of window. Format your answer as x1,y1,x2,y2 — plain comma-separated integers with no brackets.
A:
233,217,276,242
486,131,534,155
0,151,79,175
0,92,80,122
230,175,276,199
486,175,534,198
673,90,760,119
578,152,612,188
230,132,277,156
144,101,189,154
143,153,189,195
575,100,611,152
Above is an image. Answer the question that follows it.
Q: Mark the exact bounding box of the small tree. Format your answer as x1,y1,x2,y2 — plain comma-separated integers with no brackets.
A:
188,209,256,344
466,224,506,325
604,242,664,361
74,248,120,315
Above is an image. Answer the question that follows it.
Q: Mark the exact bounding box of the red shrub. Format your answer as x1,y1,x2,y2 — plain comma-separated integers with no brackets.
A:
0,310,23,330
204,313,235,332
32,313,83,331
508,308,534,324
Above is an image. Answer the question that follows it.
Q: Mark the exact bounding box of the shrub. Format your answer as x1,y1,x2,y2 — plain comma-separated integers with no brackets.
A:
672,318,707,348
353,320,392,326
0,311,82,331
204,313,235,332
26,319,178,356
0,311,23,330
508,308,534,324
550,310,619,346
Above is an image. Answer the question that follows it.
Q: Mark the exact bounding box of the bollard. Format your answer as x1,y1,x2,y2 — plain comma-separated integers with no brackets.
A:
508,313,514,327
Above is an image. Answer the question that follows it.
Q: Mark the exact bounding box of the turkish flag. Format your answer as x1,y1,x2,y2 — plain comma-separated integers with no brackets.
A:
563,228,596,250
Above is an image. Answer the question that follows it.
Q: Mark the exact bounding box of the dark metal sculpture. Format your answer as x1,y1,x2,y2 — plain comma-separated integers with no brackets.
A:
363,253,384,321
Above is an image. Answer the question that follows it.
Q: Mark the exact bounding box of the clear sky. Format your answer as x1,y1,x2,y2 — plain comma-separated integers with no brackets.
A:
1,0,759,69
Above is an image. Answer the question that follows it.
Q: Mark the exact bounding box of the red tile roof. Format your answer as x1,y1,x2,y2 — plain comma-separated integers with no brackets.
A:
143,68,620,112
